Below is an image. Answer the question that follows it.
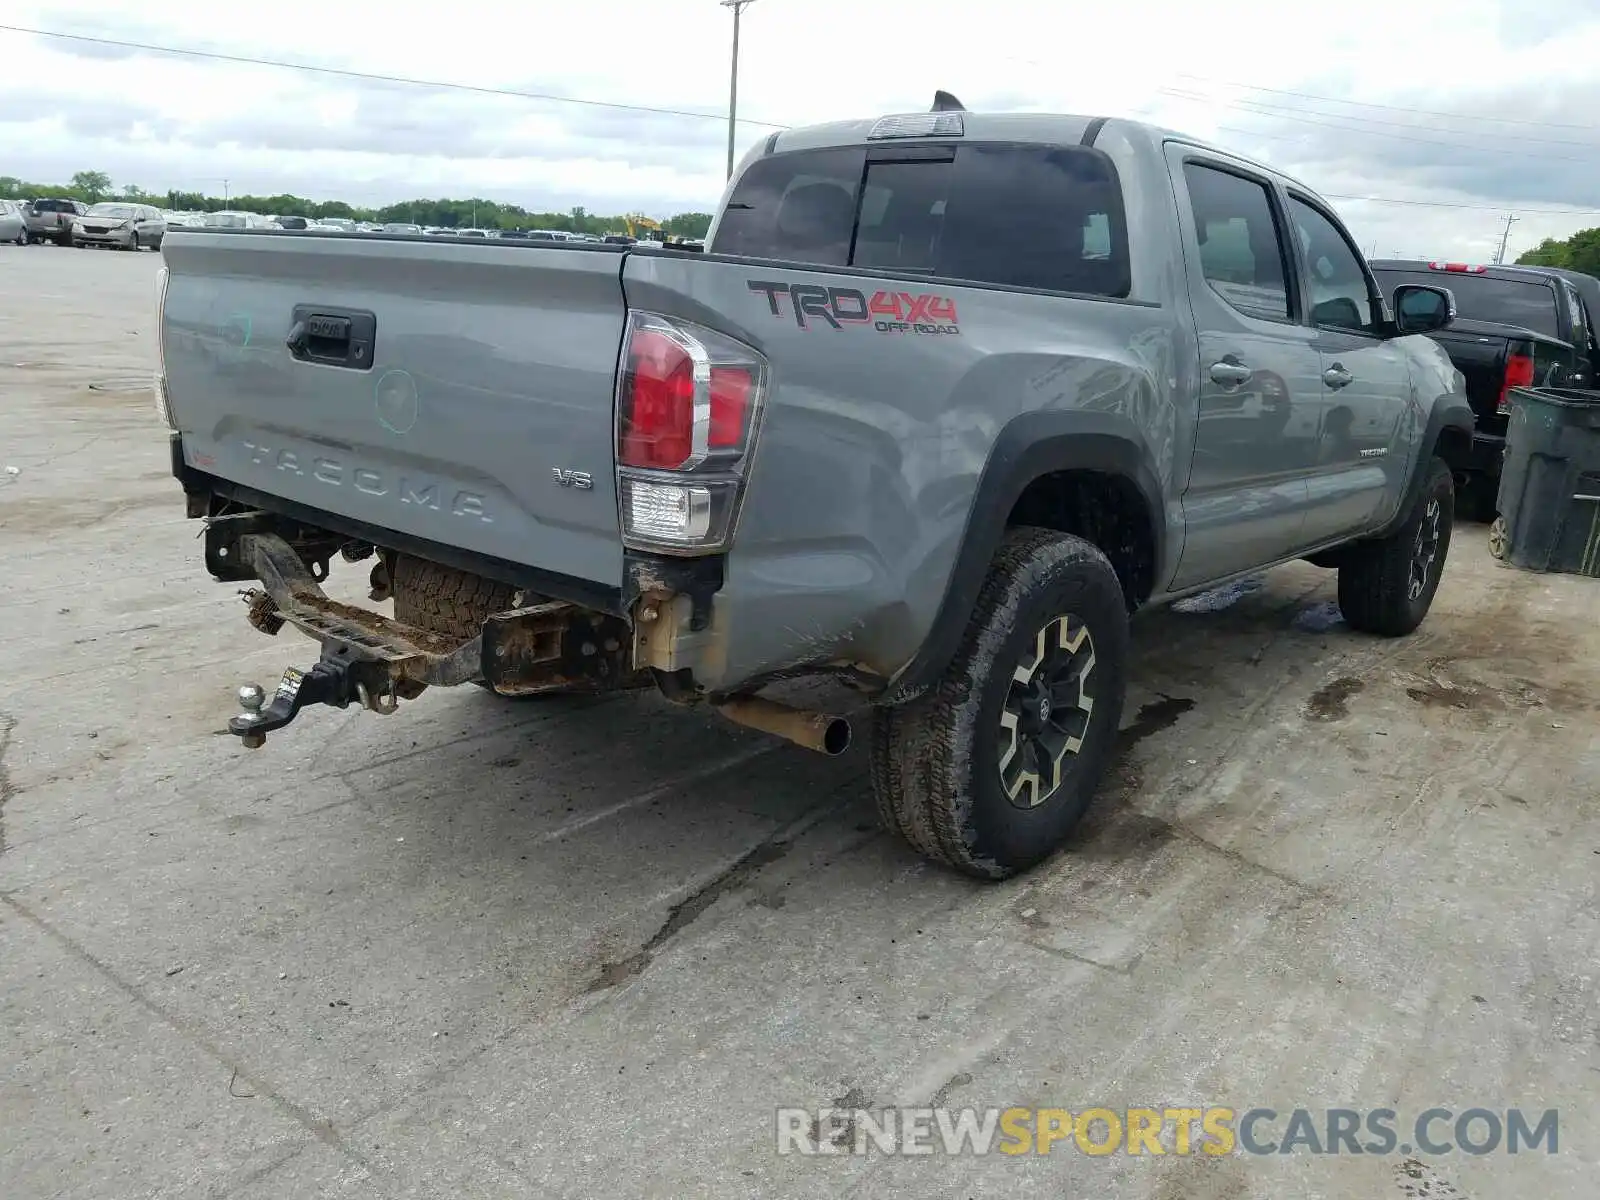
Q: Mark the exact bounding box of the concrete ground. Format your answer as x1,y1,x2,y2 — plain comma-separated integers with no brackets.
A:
1,243,1596,1200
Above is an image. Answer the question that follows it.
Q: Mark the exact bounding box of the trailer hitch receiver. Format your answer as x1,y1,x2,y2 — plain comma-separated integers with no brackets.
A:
230,659,368,748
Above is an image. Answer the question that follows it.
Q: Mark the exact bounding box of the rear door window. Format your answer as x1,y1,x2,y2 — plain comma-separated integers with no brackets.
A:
1181,163,1293,322
711,142,1131,297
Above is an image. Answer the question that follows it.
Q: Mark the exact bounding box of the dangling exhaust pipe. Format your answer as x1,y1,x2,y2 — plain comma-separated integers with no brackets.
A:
712,695,852,756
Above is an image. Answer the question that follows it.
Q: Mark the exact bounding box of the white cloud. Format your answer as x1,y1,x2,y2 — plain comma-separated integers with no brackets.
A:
3,0,1600,256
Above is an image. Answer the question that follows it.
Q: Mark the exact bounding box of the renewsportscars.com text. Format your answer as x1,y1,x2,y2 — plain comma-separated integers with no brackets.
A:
775,1106,1559,1157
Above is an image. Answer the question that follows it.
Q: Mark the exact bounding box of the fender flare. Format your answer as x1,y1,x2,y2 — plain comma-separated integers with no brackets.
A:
885,409,1168,701
1374,392,1475,539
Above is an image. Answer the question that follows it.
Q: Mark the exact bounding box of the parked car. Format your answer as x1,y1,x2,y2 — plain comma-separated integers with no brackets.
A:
24,197,87,245
73,202,167,251
379,223,423,235
1369,259,1597,515
0,199,25,245
316,217,357,232
202,211,274,230
157,98,1471,879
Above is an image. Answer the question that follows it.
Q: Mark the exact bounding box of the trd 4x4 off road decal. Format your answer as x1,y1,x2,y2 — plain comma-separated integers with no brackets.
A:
747,280,960,336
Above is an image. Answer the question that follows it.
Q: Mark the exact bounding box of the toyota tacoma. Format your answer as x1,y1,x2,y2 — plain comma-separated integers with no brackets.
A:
156,97,1473,878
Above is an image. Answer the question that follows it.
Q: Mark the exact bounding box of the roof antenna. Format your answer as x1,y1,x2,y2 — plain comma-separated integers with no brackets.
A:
931,90,965,113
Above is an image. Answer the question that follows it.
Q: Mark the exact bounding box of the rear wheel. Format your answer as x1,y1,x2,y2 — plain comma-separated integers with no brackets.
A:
870,528,1130,880
1338,456,1454,637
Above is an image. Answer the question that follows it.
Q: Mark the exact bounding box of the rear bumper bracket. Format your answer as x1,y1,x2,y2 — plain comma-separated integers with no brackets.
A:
236,531,483,688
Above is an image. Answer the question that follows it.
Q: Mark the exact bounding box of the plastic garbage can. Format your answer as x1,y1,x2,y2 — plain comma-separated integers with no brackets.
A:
1490,386,1600,576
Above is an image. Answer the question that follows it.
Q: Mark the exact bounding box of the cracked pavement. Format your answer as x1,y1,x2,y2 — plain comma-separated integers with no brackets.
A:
1,246,1597,1199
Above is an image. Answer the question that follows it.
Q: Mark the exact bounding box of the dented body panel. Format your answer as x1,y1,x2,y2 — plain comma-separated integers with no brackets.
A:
161,112,1472,712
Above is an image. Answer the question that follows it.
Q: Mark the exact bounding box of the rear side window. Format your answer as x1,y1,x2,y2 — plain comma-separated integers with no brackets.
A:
713,147,862,266
712,143,1131,297
1371,270,1561,340
1182,163,1292,322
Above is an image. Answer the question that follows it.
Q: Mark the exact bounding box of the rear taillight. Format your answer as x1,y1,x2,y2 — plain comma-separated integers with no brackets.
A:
1498,350,1535,414
153,265,175,429
615,312,768,553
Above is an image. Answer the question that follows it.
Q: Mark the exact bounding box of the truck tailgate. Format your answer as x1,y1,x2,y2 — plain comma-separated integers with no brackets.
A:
160,232,627,589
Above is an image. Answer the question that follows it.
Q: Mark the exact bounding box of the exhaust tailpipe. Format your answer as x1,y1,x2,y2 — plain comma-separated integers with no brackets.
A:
713,695,852,756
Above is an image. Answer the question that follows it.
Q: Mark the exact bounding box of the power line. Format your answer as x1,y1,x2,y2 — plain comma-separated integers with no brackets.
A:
1175,73,1600,135
1320,192,1600,217
0,23,793,129
8,22,1600,224
1163,87,1600,152
1159,88,1592,163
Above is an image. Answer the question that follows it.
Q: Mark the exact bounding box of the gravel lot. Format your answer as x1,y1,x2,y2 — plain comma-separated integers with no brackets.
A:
2,243,1597,1200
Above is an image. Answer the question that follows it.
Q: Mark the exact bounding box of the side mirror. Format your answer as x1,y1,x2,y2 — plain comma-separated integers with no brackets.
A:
1393,284,1456,335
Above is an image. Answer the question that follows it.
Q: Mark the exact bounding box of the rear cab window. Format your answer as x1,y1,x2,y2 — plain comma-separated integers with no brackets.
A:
1370,269,1562,341
711,141,1131,298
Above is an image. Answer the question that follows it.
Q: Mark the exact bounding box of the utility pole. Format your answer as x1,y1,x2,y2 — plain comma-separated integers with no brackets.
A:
721,0,758,179
1493,213,1518,265
222,179,229,204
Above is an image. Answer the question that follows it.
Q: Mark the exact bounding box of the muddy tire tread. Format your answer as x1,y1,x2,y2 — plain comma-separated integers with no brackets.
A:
871,527,1128,879
1337,456,1455,638
391,555,518,641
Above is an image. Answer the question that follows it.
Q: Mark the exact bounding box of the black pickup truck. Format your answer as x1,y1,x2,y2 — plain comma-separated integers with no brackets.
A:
1369,260,1600,514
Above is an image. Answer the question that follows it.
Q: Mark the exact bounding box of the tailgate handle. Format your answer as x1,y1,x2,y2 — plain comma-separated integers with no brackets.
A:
287,305,376,370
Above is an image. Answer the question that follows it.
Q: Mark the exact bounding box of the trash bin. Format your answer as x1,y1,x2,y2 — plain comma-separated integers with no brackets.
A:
1490,386,1600,576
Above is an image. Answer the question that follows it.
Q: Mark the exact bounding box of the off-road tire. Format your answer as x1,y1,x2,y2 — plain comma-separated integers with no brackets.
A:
389,555,570,699
391,554,518,640
870,527,1130,880
1337,455,1454,637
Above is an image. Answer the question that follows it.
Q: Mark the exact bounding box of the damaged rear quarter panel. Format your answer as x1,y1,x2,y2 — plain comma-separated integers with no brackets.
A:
621,251,1186,692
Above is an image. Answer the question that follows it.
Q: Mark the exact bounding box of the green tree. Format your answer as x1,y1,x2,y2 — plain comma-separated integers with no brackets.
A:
1562,229,1600,278
70,170,112,201
0,167,710,237
1515,238,1571,268
664,212,713,239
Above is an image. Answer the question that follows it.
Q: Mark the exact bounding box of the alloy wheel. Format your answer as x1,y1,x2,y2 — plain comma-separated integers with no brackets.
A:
998,614,1097,809
1408,497,1442,601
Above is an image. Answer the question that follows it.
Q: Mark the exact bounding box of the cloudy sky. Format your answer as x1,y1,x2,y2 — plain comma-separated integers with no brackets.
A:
4,0,1600,259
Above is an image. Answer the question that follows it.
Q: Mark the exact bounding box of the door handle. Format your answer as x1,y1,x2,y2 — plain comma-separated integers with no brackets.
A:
286,305,376,370
1208,359,1253,387
1323,364,1353,389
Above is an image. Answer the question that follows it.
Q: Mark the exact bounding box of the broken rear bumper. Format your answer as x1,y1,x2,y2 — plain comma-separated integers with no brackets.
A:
216,526,636,747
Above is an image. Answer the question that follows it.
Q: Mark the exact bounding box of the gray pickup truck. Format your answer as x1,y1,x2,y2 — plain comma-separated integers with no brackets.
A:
158,98,1473,878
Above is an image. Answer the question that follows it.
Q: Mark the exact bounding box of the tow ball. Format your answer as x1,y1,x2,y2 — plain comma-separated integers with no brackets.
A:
229,658,400,749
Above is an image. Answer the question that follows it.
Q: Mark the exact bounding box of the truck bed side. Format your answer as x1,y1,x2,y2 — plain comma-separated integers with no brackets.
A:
622,251,1185,687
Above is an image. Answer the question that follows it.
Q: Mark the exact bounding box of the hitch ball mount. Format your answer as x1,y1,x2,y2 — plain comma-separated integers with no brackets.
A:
230,659,400,749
